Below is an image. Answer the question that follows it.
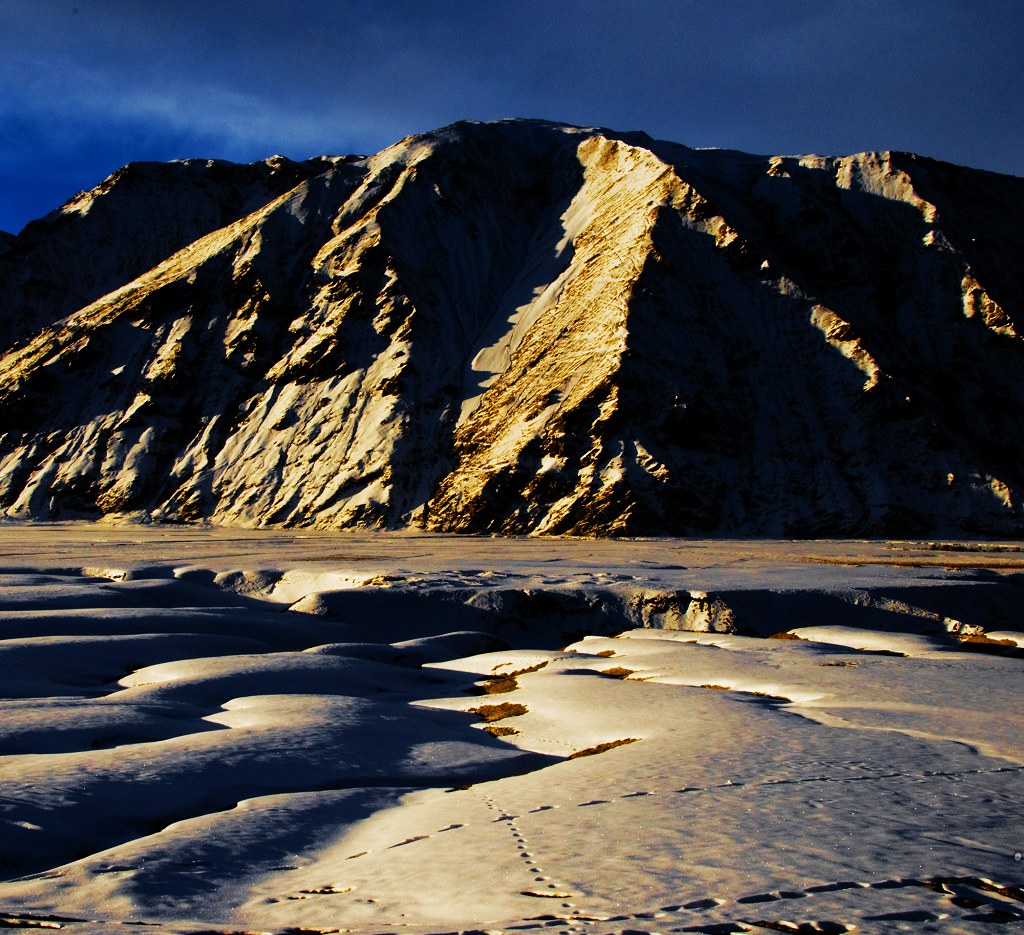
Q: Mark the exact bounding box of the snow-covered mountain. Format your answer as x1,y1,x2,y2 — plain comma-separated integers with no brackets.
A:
0,119,1021,536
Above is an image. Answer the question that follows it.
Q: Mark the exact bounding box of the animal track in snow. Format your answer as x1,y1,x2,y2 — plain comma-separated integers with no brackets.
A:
517,872,1024,933
471,789,582,923
387,834,430,848
22,870,1019,933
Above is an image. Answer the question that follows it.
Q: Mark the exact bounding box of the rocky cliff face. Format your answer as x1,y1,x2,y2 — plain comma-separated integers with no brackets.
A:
0,119,1021,536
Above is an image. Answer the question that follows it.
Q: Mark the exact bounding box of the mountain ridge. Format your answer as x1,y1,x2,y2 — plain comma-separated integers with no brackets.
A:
0,119,1021,536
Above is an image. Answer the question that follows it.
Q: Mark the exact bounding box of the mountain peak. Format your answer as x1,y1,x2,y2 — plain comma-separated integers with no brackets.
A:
0,121,1021,536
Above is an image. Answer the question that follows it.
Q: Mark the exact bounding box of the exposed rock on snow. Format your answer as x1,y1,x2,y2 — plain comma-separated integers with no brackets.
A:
0,119,1022,535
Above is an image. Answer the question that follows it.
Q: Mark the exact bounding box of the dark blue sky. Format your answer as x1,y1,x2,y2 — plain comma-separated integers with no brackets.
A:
2,0,1021,234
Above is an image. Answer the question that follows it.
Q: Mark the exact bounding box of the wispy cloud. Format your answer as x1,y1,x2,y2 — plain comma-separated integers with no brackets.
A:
0,55,407,164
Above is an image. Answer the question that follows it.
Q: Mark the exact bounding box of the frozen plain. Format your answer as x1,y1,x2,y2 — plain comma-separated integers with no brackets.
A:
0,524,1022,934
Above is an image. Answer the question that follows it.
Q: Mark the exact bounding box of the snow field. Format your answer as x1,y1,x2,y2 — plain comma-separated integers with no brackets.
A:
0,527,1021,933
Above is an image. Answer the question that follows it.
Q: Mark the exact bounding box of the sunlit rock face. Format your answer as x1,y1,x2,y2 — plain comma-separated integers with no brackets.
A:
0,119,1021,536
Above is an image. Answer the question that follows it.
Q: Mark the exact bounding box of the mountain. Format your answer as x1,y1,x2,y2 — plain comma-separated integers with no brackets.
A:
0,119,1021,536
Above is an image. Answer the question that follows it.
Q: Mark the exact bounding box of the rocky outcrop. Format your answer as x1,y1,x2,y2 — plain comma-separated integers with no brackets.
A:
0,119,1021,536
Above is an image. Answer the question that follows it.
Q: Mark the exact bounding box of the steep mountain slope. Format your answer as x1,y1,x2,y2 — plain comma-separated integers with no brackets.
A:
0,155,352,349
0,119,1021,536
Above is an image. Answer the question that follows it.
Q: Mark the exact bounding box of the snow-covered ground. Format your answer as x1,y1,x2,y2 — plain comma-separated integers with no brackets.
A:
0,524,1021,933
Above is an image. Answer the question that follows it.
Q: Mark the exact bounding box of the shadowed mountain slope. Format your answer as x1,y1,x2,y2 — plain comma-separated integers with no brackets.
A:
0,119,1021,536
